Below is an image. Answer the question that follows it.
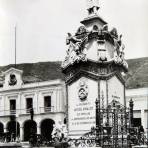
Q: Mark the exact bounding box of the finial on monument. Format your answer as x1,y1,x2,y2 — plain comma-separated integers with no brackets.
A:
86,0,100,15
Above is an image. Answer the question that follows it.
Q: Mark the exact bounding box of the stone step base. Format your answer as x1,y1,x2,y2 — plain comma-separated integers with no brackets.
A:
132,146,148,148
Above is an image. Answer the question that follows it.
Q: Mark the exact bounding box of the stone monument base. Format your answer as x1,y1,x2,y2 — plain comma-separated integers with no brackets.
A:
70,147,101,148
0,142,21,147
132,145,148,148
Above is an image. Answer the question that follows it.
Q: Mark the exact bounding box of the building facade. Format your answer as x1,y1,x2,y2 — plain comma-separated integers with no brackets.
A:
0,67,66,141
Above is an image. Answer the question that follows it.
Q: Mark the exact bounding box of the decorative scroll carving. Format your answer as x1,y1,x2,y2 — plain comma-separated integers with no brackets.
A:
86,0,100,15
9,74,17,86
78,78,89,101
62,24,128,71
62,26,89,68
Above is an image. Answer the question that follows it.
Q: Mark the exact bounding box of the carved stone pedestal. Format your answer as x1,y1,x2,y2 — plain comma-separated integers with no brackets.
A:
132,145,148,148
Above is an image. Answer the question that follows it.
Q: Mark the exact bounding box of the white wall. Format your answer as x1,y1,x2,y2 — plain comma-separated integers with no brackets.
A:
0,79,66,141
126,87,148,131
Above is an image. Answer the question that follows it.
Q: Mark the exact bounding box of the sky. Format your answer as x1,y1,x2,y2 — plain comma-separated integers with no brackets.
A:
0,0,148,66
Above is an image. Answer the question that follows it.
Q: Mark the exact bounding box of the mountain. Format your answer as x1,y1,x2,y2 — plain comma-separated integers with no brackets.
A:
0,61,64,84
0,57,148,89
125,57,148,89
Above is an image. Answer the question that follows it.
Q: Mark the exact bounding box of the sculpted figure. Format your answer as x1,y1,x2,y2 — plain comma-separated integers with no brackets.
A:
117,35,126,60
75,26,88,36
110,27,118,38
66,33,81,45
66,33,82,54
117,34,122,46
119,44,125,59
113,34,123,56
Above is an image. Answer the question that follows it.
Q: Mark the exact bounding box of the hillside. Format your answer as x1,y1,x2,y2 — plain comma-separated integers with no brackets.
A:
125,57,148,89
0,57,148,89
0,61,64,84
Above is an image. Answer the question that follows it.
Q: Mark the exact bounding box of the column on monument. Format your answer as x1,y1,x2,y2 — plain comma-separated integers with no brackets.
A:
4,124,7,133
20,126,24,141
141,109,145,130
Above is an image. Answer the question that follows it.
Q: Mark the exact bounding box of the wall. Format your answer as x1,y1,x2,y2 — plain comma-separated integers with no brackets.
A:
0,79,66,141
126,87,148,131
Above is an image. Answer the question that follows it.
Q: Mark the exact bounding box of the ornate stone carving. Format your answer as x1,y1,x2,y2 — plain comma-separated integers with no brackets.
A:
78,78,88,101
86,0,100,15
66,32,82,53
62,26,89,68
113,54,128,70
62,24,128,71
9,74,17,86
110,27,118,38
75,26,88,36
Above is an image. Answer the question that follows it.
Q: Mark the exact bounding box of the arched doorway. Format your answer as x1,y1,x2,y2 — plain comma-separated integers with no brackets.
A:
7,121,20,140
0,122,4,133
41,119,55,141
24,120,37,141
0,122,4,139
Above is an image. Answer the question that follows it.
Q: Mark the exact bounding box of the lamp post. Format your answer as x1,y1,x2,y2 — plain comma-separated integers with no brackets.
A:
30,108,34,121
129,99,134,128
29,107,34,146
96,98,101,147
147,94,148,147
129,99,134,148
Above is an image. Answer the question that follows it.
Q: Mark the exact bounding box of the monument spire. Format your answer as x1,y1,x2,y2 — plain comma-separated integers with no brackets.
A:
81,0,106,28
86,0,100,15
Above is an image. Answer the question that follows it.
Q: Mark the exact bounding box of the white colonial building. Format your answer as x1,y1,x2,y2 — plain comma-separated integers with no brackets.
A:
0,67,66,141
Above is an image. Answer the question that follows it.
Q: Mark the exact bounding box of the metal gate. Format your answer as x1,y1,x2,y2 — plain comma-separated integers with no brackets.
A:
97,99,129,148
69,99,148,148
68,99,147,148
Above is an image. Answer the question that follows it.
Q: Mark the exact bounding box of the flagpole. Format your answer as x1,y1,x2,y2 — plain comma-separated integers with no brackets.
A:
147,93,148,147
16,114,17,141
15,24,17,68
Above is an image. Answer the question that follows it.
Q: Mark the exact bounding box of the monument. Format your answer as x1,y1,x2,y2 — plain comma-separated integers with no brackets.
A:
61,0,147,147
62,0,128,138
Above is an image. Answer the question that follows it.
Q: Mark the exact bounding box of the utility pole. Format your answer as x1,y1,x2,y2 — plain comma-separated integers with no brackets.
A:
147,94,148,147
96,98,101,147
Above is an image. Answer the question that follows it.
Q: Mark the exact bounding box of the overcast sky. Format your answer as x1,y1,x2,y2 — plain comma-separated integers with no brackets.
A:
0,0,148,66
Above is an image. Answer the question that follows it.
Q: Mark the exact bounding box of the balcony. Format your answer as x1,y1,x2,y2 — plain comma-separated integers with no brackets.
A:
10,110,16,115
0,108,36,117
0,106,56,117
26,108,32,114
39,106,54,114
0,109,17,116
